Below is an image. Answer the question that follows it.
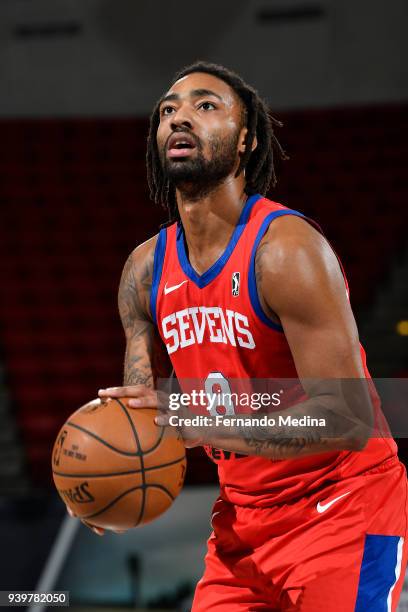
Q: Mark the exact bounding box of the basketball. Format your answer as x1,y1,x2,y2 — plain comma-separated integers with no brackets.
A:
51,397,186,530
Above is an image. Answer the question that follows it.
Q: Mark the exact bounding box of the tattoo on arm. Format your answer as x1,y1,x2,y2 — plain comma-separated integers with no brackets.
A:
216,398,351,459
123,328,153,387
118,242,172,387
238,424,324,458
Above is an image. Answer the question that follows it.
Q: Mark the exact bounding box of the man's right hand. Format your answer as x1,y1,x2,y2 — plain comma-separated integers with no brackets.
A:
98,385,160,408
98,385,206,447
64,385,164,534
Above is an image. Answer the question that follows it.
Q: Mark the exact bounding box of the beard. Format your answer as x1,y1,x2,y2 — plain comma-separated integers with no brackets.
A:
160,130,240,200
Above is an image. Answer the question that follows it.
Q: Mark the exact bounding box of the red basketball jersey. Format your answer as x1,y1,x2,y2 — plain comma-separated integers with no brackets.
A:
150,194,397,506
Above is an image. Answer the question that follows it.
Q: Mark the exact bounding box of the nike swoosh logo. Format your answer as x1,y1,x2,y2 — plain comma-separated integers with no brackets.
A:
164,280,188,295
316,491,351,513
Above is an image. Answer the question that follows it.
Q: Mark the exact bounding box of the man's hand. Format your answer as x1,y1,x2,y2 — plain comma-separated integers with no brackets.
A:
63,384,168,534
98,385,206,447
65,506,126,536
98,385,160,409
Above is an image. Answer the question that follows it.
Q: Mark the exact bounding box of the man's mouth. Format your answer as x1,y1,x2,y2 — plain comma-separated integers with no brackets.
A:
167,133,197,159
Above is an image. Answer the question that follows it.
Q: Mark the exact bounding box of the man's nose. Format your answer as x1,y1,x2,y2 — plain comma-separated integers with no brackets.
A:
170,106,193,131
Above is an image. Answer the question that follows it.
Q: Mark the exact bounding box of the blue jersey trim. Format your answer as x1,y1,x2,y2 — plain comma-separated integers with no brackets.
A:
355,534,403,611
248,209,306,332
150,228,167,325
176,193,262,289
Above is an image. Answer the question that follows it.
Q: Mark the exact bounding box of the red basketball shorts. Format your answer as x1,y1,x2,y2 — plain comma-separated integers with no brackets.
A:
192,456,408,611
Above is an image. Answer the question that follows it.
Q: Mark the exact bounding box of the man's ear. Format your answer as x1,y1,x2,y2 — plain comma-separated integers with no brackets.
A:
238,127,258,153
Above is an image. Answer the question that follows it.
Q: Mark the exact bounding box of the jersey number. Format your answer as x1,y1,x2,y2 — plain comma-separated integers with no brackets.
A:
204,372,236,416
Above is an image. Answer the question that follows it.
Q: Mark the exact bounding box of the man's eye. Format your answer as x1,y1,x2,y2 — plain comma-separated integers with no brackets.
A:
161,106,175,115
199,102,216,111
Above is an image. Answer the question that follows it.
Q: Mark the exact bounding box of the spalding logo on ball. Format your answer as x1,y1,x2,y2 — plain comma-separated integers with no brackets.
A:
52,397,186,530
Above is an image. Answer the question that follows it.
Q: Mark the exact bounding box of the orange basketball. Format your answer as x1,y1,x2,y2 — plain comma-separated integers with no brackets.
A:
51,397,186,530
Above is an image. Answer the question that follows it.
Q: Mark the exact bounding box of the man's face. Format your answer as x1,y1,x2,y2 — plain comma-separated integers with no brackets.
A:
156,72,246,190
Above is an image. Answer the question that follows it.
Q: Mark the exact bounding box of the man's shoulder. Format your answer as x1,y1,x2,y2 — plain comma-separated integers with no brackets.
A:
119,233,162,322
256,211,343,291
121,233,160,294
260,211,326,261
130,233,160,267
250,196,318,240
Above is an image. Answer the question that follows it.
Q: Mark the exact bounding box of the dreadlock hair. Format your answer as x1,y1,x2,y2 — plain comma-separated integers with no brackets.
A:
146,60,288,225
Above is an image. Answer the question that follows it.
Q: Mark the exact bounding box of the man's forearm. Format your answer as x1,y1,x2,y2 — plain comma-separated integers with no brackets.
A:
124,333,154,387
199,394,371,459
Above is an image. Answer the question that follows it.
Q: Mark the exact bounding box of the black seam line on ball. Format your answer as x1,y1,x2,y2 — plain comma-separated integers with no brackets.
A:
66,421,142,456
143,422,165,455
115,398,146,526
82,483,175,520
52,455,186,478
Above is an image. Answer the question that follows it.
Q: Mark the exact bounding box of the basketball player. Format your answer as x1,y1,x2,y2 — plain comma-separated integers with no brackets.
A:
73,62,407,610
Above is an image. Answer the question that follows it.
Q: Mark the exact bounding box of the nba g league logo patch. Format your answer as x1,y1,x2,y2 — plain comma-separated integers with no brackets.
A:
232,272,240,297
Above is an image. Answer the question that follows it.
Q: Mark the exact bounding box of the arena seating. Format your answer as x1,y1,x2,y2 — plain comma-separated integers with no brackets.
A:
0,105,407,486
274,105,408,307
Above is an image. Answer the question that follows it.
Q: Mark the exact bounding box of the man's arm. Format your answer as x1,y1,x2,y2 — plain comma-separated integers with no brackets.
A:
118,235,173,387
72,236,172,536
203,215,373,458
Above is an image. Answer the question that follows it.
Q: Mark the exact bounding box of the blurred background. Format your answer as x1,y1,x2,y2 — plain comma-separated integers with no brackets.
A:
0,0,407,610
